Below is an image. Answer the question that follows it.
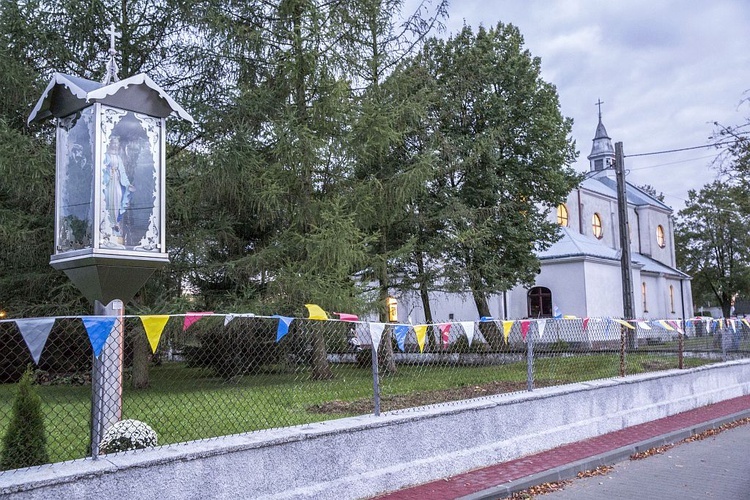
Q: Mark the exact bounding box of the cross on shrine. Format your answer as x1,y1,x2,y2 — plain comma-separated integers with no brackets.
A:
105,23,120,55
103,23,120,84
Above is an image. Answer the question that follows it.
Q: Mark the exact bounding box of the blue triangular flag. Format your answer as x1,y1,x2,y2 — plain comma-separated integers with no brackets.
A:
16,318,55,365
273,315,294,342
394,325,409,352
82,316,117,357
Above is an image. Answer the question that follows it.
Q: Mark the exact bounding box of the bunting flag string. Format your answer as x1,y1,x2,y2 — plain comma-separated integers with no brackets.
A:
459,321,476,345
140,315,170,353
9,312,735,361
394,325,409,352
82,316,117,358
520,320,530,341
273,316,294,342
305,304,328,320
16,318,55,365
537,319,547,339
439,323,451,348
369,323,386,351
183,312,214,331
502,321,513,344
414,325,428,353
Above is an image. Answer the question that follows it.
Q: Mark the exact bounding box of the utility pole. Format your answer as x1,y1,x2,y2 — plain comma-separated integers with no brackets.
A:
614,141,636,349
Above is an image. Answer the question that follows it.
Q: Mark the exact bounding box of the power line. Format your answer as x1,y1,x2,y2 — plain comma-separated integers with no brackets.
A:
628,154,717,171
624,139,742,158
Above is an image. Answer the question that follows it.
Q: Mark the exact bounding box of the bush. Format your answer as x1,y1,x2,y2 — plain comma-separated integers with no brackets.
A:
0,367,49,470
99,419,158,454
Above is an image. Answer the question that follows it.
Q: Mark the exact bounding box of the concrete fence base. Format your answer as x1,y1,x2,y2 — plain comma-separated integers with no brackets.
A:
3,360,750,499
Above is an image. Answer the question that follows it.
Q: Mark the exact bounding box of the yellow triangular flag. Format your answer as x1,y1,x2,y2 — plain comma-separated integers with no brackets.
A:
502,321,514,343
743,319,750,329
305,304,328,320
613,319,635,330
658,320,674,331
140,315,170,354
414,325,427,353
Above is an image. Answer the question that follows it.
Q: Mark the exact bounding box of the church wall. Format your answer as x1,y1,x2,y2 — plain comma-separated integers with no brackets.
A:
634,206,674,267
508,260,588,318
582,259,625,317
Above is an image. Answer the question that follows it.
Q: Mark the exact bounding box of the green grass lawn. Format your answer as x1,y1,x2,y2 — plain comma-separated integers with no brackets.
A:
0,351,720,465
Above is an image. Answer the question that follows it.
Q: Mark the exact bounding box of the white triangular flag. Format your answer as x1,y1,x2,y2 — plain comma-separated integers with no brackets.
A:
537,319,547,339
459,321,475,346
369,322,386,351
16,318,55,365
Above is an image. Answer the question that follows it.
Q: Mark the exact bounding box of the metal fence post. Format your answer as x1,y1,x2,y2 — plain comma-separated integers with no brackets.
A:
722,324,728,362
371,342,381,417
678,319,684,369
90,299,124,459
526,328,534,392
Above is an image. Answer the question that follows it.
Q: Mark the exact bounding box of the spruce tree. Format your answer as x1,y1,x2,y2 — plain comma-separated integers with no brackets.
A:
1,368,49,470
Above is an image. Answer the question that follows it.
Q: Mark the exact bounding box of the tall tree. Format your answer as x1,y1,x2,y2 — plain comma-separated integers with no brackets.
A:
415,24,579,344
342,0,447,365
675,181,750,318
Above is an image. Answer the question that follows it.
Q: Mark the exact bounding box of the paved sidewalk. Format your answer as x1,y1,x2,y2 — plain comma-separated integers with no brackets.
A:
374,394,750,500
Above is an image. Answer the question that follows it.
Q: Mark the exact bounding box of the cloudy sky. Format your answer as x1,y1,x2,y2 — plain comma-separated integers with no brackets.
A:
416,0,750,211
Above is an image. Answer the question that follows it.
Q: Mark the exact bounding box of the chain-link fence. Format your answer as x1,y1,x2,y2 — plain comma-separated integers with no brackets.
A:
0,314,747,472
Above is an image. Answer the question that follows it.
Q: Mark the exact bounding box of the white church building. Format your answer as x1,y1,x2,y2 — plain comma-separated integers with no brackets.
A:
393,115,694,323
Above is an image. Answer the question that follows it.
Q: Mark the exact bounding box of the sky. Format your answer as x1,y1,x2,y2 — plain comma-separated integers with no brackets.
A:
415,0,750,211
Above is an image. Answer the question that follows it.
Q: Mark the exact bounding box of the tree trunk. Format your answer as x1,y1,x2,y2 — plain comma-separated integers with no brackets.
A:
471,287,503,350
131,325,150,389
416,251,437,351
378,254,397,375
310,323,334,380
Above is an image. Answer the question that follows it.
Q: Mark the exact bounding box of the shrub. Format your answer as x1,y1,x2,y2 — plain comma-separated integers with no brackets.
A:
99,419,158,454
0,367,49,470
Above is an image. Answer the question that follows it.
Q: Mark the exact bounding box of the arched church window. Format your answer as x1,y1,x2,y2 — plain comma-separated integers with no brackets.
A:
528,287,553,318
592,213,603,239
656,225,666,248
556,204,569,227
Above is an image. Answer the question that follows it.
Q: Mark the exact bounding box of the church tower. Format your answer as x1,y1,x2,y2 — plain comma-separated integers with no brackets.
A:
587,100,615,172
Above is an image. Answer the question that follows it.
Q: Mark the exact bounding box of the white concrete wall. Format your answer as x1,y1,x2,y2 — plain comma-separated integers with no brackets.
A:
4,360,749,500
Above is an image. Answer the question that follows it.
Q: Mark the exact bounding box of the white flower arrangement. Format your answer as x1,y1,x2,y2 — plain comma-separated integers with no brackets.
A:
99,419,158,454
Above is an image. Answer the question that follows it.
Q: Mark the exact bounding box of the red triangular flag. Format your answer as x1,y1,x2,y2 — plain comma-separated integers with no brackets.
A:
183,312,214,331
520,320,530,341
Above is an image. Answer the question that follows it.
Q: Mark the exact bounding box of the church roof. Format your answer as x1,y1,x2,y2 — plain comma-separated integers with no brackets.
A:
28,72,194,124
591,176,673,211
538,227,690,279
538,227,619,261
632,253,690,278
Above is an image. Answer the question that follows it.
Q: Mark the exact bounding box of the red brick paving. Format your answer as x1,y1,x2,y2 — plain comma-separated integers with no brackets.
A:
374,394,750,499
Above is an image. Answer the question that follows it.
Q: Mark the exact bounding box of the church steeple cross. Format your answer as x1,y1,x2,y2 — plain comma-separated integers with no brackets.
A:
103,23,121,85
595,99,604,121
